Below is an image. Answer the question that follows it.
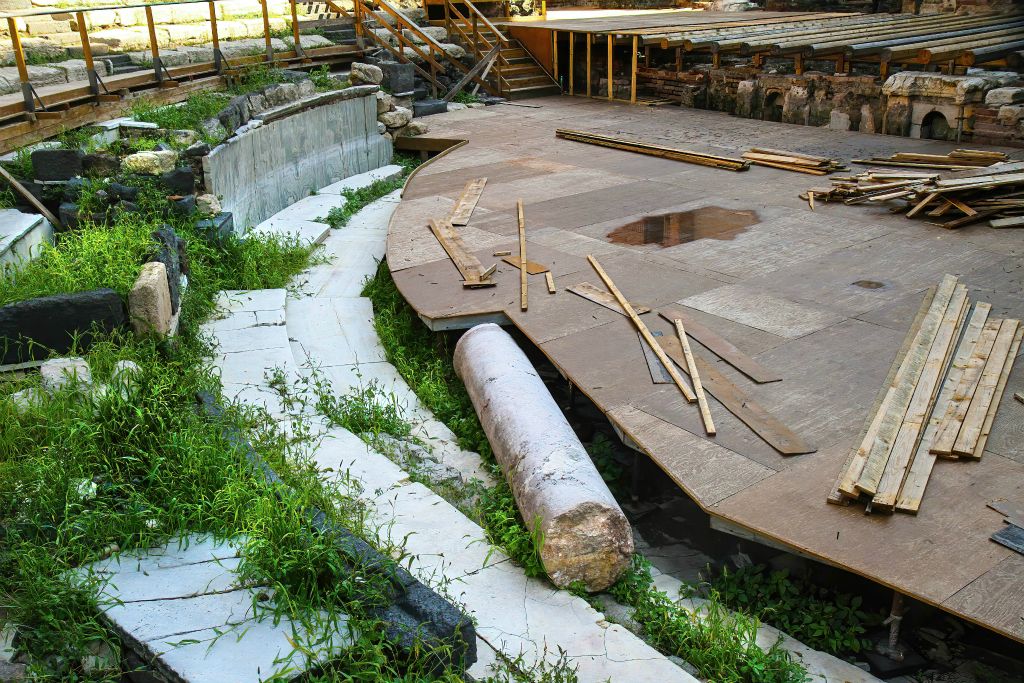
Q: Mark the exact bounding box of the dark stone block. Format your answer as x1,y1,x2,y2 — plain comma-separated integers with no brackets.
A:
153,142,172,152
183,141,210,158
380,61,414,95
108,182,139,202
0,288,126,365
150,225,189,313
217,96,250,134
161,167,195,195
196,212,234,243
58,202,80,230
20,181,43,203
31,149,83,181
168,194,195,219
63,177,85,202
412,84,428,100
412,98,447,117
115,201,139,216
82,153,120,178
93,189,110,206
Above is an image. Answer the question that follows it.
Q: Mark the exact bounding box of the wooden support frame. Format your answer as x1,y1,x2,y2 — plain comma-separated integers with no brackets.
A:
569,32,574,96
586,34,592,98
144,6,163,84
607,34,613,101
260,0,275,63
75,12,100,95
208,1,223,73
552,30,558,86
630,35,638,104
290,0,305,59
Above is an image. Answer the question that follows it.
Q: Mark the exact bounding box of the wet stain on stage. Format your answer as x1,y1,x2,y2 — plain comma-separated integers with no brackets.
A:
607,206,759,248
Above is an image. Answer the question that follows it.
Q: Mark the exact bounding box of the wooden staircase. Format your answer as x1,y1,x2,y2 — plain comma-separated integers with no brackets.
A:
494,41,560,99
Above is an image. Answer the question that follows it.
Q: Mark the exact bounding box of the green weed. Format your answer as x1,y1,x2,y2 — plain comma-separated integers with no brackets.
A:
709,564,882,657
130,91,231,142
450,91,482,105
322,155,420,230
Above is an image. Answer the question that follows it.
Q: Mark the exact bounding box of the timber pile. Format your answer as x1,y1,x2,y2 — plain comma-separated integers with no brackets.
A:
830,275,1021,515
555,129,750,171
852,149,1009,171
740,148,846,175
803,159,1024,229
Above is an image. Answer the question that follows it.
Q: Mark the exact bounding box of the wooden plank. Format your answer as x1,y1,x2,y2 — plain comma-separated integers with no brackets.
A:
587,255,696,402
0,165,61,228
545,271,556,294
567,282,650,315
427,218,496,288
501,255,549,274
940,208,1002,230
971,324,1022,460
674,318,716,436
854,274,959,497
872,285,969,512
658,306,782,383
896,302,991,514
555,129,749,171
931,318,1002,457
747,158,829,175
518,199,528,312
836,287,937,501
450,177,487,226
953,319,1020,458
990,216,1024,229
906,190,940,218
946,196,978,216
640,330,673,384
656,333,815,455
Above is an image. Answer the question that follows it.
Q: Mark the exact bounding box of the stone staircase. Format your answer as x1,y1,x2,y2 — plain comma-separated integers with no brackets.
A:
202,166,699,682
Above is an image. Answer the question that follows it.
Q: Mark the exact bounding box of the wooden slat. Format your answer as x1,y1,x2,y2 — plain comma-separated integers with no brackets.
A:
872,285,969,512
930,318,1002,457
518,199,527,311
588,255,696,403
656,333,815,455
854,274,959,497
501,255,549,274
427,218,496,288
545,271,556,294
658,306,782,383
450,177,486,226
674,318,715,436
555,129,750,171
567,282,650,315
0,165,61,227
973,325,1022,459
639,330,673,384
954,319,1021,458
896,301,992,514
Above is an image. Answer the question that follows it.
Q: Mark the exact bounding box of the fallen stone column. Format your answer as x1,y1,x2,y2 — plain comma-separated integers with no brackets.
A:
454,323,633,591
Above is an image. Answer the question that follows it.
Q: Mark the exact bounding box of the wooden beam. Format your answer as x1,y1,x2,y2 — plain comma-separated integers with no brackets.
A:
552,30,558,85
630,35,638,104
144,6,162,83
209,2,222,72
930,318,1001,457
567,281,650,315
518,199,528,311
853,275,959,497
658,306,780,383
833,285,937,503
896,302,991,513
968,324,1021,460
260,0,275,63
607,34,613,101
569,32,575,96
290,0,304,58
586,34,592,98
545,271,556,294
588,255,696,403
872,285,969,512
0,166,61,228
428,218,496,288
450,177,487,225
952,318,1020,457
674,319,715,435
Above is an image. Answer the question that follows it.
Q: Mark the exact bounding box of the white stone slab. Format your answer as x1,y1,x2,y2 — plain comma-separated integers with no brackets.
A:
248,217,330,246
301,232,386,298
307,361,428,424
318,165,405,195
678,285,845,339
286,297,386,367
272,194,346,224
312,427,410,494
206,321,291,354
215,346,298,387
0,210,52,267
214,289,287,315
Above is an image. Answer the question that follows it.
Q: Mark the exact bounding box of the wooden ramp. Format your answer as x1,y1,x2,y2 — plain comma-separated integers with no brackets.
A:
385,95,1024,644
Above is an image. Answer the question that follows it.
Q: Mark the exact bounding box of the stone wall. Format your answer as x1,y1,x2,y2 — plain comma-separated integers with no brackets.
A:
203,87,391,233
901,0,1017,13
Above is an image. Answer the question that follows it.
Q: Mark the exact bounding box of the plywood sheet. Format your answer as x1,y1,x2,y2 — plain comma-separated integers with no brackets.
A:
943,554,1024,640
679,285,845,339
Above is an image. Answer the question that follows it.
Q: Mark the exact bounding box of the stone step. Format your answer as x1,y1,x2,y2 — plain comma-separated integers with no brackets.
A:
77,535,353,683
0,209,53,268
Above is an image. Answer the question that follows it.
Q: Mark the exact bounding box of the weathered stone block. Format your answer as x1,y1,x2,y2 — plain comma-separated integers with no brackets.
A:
161,167,195,195
82,153,119,178
379,106,412,129
128,261,172,337
31,148,83,181
350,61,383,86
59,202,80,230
379,61,414,94
375,90,393,115
150,225,188,313
40,356,91,394
412,99,446,118
196,193,221,215
122,150,177,175
196,212,234,242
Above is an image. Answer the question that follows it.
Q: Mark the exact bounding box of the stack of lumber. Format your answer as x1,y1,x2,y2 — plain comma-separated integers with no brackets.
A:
741,148,846,175
555,129,750,172
802,159,1024,229
829,275,1021,515
852,149,1009,171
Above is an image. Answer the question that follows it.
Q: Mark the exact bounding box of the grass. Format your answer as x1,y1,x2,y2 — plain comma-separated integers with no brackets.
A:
322,154,422,230
610,556,809,683
130,91,231,142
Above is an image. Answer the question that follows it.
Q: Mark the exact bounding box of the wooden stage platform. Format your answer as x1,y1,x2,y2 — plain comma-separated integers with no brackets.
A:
385,96,1024,643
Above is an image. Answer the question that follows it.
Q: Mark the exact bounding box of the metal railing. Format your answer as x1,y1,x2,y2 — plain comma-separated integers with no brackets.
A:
0,0,352,118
